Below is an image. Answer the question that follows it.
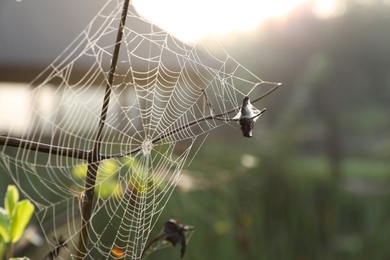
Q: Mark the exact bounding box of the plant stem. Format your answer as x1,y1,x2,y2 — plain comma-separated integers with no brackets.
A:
75,0,131,258
6,243,13,260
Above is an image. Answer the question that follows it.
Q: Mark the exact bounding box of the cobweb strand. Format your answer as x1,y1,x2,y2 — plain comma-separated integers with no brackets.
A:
0,1,281,259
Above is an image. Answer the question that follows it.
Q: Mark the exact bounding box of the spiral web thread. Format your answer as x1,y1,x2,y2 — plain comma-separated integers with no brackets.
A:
0,1,280,259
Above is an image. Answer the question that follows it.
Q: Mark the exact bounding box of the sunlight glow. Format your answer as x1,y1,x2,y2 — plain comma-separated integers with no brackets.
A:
0,84,31,135
312,0,346,19
133,0,342,43
134,0,305,42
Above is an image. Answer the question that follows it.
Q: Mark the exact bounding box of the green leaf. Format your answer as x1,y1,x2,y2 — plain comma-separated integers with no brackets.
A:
5,185,19,217
0,208,10,243
97,159,119,177
72,162,88,180
121,156,139,169
96,179,119,199
10,200,34,243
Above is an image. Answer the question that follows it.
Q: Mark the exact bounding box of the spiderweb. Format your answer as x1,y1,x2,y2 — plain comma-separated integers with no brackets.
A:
0,1,280,259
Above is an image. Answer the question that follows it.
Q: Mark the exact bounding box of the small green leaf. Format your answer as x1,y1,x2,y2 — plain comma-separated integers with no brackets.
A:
96,179,119,199
0,208,10,243
72,162,88,180
10,200,34,243
97,159,119,177
93,159,120,199
129,168,149,193
5,185,19,217
121,156,139,169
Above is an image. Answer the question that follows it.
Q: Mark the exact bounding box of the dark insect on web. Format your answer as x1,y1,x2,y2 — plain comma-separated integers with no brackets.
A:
163,219,195,258
44,236,68,260
142,219,195,259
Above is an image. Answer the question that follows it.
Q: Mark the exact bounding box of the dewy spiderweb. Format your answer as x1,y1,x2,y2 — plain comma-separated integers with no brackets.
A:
0,1,280,259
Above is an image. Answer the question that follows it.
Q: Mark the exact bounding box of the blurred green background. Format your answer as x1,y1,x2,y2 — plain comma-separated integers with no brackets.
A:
1,0,390,259
150,2,390,259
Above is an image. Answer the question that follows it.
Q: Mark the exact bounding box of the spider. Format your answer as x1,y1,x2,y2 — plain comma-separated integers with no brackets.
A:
201,88,266,138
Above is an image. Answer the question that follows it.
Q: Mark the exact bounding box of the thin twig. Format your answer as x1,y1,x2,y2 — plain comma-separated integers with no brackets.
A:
117,84,283,148
0,136,90,160
251,82,282,103
141,233,166,258
76,0,130,258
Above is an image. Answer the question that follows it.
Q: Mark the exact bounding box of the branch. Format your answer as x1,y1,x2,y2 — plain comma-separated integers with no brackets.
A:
0,83,282,161
0,136,90,160
251,82,282,103
106,83,283,158
76,0,130,257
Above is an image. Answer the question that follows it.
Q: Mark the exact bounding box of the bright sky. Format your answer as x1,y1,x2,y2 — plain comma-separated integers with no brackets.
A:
133,0,345,43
